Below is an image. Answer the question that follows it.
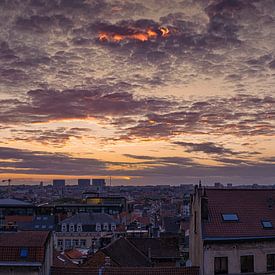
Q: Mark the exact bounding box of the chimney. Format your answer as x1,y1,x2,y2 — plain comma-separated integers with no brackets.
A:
148,247,151,262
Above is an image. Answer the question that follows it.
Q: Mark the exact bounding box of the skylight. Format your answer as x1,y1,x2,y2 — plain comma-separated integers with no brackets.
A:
222,213,239,221
20,248,28,258
262,220,273,229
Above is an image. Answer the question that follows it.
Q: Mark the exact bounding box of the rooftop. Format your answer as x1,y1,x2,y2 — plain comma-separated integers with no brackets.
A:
60,213,117,225
203,189,275,240
0,231,50,263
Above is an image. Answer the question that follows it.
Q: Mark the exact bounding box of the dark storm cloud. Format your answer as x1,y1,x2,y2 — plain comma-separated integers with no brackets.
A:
122,94,275,139
174,141,240,155
0,86,174,124
0,146,107,175
0,147,274,182
10,127,92,146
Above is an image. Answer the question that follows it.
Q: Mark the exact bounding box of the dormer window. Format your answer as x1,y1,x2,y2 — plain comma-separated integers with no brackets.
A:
69,223,75,232
111,223,116,231
20,248,28,258
77,223,82,232
103,223,109,231
222,213,239,222
61,223,67,232
96,223,101,232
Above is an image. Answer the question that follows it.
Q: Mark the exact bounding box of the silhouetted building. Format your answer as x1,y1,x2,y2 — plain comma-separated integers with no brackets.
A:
78,179,90,188
53,179,65,188
92,179,106,192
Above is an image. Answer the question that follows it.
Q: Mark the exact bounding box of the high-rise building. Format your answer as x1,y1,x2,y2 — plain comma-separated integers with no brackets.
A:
53,179,65,188
92,179,106,192
78,179,90,188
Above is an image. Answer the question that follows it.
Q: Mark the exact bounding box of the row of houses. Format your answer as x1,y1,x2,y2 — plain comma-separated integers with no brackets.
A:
1,186,275,274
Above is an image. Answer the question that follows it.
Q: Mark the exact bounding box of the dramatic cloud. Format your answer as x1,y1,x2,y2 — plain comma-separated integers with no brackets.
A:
10,127,92,146
0,0,274,184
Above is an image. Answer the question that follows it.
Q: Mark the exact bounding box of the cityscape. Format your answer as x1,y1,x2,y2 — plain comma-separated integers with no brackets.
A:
0,0,275,275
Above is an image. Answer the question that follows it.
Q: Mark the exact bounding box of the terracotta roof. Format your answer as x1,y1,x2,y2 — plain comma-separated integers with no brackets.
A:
83,250,117,268
51,266,200,275
101,237,151,267
0,231,50,263
128,237,181,259
53,250,79,268
203,189,275,240
0,231,50,247
66,249,84,260
84,237,151,267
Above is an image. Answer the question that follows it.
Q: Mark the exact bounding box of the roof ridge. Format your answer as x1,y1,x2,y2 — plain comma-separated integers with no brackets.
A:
125,238,152,262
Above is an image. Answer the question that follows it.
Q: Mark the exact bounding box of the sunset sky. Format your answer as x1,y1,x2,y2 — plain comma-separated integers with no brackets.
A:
0,0,274,185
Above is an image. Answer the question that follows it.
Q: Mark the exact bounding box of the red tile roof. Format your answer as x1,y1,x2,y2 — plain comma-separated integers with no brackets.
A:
51,266,200,275
203,189,275,239
5,215,33,223
66,249,84,259
0,231,50,263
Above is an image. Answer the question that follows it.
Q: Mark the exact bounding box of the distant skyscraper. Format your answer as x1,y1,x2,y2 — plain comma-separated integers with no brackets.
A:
52,179,65,188
92,179,106,192
78,179,90,188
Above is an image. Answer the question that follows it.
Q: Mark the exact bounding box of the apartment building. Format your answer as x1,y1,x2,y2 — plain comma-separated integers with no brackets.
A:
190,186,275,275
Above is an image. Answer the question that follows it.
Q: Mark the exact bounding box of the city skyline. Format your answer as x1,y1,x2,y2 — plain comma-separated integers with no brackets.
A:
0,0,274,185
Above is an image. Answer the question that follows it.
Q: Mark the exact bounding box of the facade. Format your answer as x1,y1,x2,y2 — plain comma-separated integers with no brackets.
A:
54,212,118,251
0,198,34,227
0,231,52,275
190,186,275,275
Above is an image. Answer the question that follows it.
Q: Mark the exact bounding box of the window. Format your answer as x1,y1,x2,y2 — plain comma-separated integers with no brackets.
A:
69,223,75,232
61,223,67,232
42,225,46,229
80,239,86,247
262,220,273,229
111,223,116,231
35,225,40,229
214,257,228,274
267,254,275,271
77,223,82,232
103,223,109,231
96,223,101,232
65,239,72,249
57,239,63,247
20,248,28,258
73,239,79,247
241,255,254,273
222,213,239,222
43,217,48,220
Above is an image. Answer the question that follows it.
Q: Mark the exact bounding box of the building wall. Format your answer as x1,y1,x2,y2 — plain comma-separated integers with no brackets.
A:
203,240,275,275
41,233,53,275
189,186,204,272
54,231,109,251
